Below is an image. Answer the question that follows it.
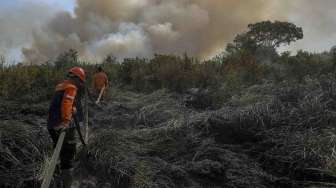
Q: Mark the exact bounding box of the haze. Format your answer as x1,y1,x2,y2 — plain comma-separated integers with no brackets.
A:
1,0,335,63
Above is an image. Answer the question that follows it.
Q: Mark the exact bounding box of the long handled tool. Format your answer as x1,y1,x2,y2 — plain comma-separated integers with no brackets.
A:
41,131,66,188
73,115,86,147
85,87,104,110
84,88,89,144
95,86,106,104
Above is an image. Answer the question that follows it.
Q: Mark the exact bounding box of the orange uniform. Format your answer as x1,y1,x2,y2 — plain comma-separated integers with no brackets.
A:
92,72,108,91
47,80,79,129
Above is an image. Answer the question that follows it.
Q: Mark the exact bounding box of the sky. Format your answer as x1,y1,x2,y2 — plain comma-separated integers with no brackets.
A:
19,0,75,12
0,0,75,62
1,0,336,63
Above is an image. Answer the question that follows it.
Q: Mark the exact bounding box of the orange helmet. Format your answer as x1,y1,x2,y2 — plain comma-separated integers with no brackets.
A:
69,67,86,82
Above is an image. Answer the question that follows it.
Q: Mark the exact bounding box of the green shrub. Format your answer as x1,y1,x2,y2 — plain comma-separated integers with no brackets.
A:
1,48,336,102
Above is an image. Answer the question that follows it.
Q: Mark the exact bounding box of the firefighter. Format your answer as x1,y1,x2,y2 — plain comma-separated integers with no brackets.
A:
92,66,108,101
47,66,86,188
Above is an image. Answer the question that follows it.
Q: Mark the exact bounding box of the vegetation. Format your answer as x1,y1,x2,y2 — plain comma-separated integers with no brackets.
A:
0,121,50,187
0,48,334,106
226,21,303,54
2,21,336,187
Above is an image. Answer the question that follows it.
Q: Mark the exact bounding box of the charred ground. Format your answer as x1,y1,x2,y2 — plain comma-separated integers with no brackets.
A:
2,48,336,187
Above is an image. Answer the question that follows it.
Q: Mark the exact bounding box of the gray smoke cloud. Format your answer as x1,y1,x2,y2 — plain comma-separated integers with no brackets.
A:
282,0,336,52
20,0,336,63
0,1,56,62
22,0,277,63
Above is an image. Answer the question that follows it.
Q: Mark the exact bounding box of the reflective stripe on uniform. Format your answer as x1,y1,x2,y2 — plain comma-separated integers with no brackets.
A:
65,95,75,100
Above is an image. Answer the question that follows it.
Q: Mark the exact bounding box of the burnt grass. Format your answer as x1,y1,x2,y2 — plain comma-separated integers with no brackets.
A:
2,76,336,188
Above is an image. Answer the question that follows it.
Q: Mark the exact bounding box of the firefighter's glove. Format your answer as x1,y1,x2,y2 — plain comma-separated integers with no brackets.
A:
54,122,70,132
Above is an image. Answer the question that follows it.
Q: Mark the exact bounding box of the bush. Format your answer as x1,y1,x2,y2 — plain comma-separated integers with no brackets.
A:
1,48,336,104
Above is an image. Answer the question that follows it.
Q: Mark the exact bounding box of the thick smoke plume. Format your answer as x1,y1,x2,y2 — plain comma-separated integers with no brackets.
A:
20,0,336,63
0,1,55,62
283,0,336,52
23,0,281,63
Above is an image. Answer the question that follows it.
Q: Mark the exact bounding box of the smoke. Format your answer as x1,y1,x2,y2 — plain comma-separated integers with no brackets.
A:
22,0,279,63
93,23,152,60
20,0,336,63
0,1,56,62
281,0,336,52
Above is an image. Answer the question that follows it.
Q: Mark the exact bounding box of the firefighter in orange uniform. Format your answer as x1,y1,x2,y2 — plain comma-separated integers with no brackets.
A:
47,66,86,188
92,66,108,100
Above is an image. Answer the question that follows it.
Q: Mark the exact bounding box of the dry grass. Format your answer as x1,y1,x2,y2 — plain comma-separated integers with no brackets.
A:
0,120,50,187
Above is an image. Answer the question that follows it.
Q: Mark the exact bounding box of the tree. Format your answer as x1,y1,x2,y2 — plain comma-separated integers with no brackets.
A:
226,33,258,54
54,49,78,69
331,46,336,57
331,46,336,68
226,21,303,54
0,55,5,70
103,55,117,64
247,21,303,48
